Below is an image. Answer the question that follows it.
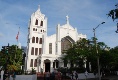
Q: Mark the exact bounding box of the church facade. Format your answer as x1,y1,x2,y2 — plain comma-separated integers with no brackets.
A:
25,6,87,73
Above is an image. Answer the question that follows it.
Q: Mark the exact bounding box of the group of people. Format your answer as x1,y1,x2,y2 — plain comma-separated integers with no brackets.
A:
71,70,89,80
71,71,78,80
0,69,16,80
44,70,62,80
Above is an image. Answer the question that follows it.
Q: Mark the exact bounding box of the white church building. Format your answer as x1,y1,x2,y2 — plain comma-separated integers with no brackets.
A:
25,6,87,73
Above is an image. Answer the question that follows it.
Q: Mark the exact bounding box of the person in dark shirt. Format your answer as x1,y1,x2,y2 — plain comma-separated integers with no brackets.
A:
57,71,61,80
45,71,50,80
75,72,78,80
3,70,6,80
71,71,74,80
3,69,9,80
50,71,55,80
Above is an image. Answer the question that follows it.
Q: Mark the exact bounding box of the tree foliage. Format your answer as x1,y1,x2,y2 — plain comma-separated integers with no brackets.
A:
107,4,118,33
62,38,94,70
107,4,118,21
62,37,118,72
109,46,118,70
0,45,23,71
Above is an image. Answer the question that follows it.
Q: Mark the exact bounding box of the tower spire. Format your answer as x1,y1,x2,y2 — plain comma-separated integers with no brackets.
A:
35,5,41,14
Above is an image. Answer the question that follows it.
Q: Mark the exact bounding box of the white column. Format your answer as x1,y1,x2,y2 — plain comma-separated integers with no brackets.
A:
40,60,44,73
56,24,60,42
42,33,46,54
37,58,39,72
56,24,61,55
50,61,53,72
58,42,61,55
39,65,41,72
37,59,41,72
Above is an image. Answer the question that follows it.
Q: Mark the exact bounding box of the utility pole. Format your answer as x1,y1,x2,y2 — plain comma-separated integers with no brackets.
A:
93,22,105,80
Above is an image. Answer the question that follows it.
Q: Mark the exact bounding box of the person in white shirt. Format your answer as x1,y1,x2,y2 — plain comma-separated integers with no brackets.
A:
1,69,4,80
85,70,88,79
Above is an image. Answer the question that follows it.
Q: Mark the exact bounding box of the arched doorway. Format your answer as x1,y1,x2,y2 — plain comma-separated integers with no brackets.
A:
44,59,50,72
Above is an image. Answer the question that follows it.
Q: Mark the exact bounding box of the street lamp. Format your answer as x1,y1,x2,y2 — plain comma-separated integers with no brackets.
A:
93,22,105,80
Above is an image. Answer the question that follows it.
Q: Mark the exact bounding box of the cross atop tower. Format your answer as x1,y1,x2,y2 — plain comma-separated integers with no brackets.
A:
38,5,40,9
66,15,69,24
38,5,40,11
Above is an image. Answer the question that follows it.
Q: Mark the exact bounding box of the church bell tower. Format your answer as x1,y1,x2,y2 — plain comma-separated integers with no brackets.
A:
26,5,47,71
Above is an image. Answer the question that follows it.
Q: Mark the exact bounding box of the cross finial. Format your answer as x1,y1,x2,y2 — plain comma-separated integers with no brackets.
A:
66,15,69,24
38,5,40,8
38,5,40,11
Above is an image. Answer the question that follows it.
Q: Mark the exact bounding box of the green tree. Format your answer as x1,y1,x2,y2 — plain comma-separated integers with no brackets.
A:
110,46,118,70
62,37,112,72
85,37,99,72
107,4,118,21
62,38,93,71
0,45,23,71
107,4,118,33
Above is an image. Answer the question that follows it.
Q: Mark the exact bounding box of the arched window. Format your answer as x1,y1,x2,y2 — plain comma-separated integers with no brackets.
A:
53,62,55,68
30,59,33,67
35,48,38,55
40,21,43,26
64,60,67,67
61,37,73,52
35,19,38,25
33,28,35,31
34,59,37,67
31,47,34,55
39,38,42,44
49,43,52,54
36,37,38,43
32,37,35,43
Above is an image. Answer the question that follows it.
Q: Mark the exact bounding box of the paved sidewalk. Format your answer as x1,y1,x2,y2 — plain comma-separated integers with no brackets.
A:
101,75,118,80
79,75,118,80
37,75,118,80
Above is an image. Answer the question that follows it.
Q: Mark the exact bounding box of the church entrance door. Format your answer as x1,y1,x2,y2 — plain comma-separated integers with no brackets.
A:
45,62,50,72
44,59,50,72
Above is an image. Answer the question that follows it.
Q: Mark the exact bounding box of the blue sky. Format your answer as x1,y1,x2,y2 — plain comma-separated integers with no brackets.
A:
0,0,118,49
